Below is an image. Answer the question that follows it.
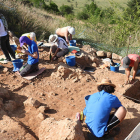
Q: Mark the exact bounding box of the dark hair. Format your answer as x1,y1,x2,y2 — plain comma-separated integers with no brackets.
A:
97,85,115,93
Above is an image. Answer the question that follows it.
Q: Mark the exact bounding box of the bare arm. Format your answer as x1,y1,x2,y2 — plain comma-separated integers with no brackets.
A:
65,32,69,44
54,48,60,57
132,58,139,80
22,50,38,59
51,48,60,60
70,34,72,41
125,68,130,84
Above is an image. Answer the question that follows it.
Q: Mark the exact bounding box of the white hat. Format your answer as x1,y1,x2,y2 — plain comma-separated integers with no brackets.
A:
68,27,75,35
30,32,36,41
49,34,58,43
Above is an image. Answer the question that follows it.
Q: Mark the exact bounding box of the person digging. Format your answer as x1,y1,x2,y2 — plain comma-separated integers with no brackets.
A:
55,26,75,44
121,54,140,84
76,79,126,139
48,34,69,61
16,36,39,77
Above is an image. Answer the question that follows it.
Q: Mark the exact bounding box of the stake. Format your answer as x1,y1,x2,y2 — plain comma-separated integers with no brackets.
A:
126,36,131,56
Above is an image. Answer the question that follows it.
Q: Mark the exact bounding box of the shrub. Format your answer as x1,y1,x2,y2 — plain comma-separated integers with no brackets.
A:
42,1,59,13
125,0,140,19
76,11,89,20
59,5,73,15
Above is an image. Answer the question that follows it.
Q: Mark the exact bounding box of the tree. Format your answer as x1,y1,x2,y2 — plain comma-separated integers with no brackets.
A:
125,0,140,19
49,1,59,12
43,1,59,13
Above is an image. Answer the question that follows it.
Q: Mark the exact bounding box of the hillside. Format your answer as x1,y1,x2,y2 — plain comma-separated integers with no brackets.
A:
45,0,129,13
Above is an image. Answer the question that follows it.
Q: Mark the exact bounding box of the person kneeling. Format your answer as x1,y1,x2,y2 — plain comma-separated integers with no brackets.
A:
83,79,126,138
48,34,69,61
17,36,39,77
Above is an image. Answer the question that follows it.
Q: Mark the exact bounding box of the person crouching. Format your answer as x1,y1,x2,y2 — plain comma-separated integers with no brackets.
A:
17,36,39,76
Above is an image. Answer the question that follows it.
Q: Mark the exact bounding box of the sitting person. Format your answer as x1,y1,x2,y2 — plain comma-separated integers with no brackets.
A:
48,34,69,61
55,26,75,44
121,54,140,84
16,36,39,76
77,79,126,138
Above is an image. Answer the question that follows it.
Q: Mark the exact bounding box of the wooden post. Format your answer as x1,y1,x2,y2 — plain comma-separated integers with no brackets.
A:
126,36,131,56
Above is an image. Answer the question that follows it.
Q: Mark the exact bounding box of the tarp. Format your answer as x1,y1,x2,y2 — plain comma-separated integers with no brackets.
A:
68,46,80,52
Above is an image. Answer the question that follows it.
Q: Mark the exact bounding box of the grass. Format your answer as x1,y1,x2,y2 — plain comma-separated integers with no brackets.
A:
45,0,129,13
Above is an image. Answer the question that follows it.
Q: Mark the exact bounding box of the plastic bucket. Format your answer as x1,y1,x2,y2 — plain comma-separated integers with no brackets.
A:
69,40,76,46
10,45,17,52
110,63,120,72
12,59,23,72
65,56,76,66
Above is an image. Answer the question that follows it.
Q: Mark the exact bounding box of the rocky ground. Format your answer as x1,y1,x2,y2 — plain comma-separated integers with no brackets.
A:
0,43,140,140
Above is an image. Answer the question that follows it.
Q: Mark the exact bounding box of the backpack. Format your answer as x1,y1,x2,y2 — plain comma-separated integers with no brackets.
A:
0,14,8,32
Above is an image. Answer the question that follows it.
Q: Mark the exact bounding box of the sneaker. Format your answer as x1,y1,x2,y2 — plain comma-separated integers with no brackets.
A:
4,60,10,63
104,127,120,139
87,132,104,140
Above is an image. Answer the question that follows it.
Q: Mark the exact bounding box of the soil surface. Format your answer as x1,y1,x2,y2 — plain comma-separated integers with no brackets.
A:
0,43,140,140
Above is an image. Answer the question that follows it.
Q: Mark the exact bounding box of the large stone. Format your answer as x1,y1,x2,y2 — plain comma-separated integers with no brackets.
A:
82,45,97,53
112,53,122,60
96,51,106,57
24,98,41,108
39,118,85,140
106,52,112,58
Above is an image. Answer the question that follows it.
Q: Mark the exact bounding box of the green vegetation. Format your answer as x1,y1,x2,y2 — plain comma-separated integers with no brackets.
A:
45,0,129,13
1,0,140,57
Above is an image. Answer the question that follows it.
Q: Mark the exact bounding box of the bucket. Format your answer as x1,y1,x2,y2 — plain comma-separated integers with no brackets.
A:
10,45,17,52
110,63,120,72
69,40,76,46
12,59,23,72
65,56,76,66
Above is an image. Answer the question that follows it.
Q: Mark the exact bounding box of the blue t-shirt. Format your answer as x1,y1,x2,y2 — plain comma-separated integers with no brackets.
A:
27,41,39,65
83,90,122,137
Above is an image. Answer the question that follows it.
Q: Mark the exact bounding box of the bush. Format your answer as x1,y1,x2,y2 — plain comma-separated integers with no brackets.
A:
43,1,59,13
125,0,140,19
49,2,59,13
59,5,73,15
76,11,89,20
65,14,75,21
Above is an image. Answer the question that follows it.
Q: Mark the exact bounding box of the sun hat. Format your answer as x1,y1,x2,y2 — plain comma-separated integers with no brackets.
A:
49,34,58,43
19,36,31,47
30,32,36,41
123,56,130,68
68,27,75,35
97,79,116,88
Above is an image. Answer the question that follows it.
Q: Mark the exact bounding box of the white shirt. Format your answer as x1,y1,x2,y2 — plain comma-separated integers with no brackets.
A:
0,19,7,37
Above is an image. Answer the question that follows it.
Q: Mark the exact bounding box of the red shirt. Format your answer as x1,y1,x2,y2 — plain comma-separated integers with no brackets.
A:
128,54,140,67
